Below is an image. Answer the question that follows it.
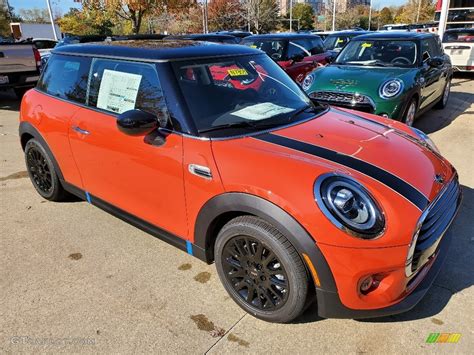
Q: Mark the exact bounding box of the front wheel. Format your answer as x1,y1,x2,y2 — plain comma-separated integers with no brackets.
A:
215,216,309,323
402,98,417,126
434,79,451,109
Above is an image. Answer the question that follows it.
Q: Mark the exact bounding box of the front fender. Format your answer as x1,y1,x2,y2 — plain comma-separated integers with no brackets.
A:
193,192,337,293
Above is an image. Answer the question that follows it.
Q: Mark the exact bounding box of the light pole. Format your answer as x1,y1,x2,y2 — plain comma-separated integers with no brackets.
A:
289,0,293,32
438,0,449,40
332,0,336,31
46,0,59,40
368,0,372,30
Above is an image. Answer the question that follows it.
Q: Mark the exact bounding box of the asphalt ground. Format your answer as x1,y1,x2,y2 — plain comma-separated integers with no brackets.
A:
1,76,473,353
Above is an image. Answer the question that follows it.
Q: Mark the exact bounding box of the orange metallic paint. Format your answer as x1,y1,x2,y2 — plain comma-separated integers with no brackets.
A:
68,107,188,239
20,89,456,312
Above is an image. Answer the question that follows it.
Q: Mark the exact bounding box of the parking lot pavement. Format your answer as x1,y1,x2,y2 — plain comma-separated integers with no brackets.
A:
1,77,473,353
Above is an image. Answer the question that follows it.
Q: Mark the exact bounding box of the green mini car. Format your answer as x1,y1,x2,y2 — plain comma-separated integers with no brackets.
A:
302,32,453,125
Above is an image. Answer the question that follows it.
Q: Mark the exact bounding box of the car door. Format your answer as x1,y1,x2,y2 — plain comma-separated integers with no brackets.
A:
419,38,444,110
68,58,188,239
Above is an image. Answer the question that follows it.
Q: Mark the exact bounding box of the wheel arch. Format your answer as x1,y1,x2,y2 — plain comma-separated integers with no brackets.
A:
19,121,64,181
193,192,337,293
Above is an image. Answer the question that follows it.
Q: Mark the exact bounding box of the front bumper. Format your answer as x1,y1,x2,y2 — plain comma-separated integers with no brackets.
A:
316,227,452,319
313,176,461,319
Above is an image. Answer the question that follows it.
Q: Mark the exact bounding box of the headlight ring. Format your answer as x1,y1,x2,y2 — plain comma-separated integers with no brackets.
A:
314,174,385,239
379,79,404,99
302,73,315,91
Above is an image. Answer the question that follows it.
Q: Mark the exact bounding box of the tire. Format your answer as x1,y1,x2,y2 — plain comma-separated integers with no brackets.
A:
215,216,309,323
402,98,417,126
24,139,68,201
434,78,451,109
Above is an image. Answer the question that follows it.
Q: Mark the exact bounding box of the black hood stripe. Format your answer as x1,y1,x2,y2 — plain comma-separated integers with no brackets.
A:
254,133,429,211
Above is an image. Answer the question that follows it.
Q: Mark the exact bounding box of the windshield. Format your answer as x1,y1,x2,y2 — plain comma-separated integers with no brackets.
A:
335,40,418,67
242,39,287,61
443,30,474,43
324,35,350,50
171,54,322,137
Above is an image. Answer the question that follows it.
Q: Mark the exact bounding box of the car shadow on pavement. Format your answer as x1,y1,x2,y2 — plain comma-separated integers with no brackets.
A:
295,185,473,324
414,91,473,134
0,90,21,111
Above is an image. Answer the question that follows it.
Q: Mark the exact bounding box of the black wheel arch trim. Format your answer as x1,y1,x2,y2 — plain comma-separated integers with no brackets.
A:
193,192,338,293
19,121,65,181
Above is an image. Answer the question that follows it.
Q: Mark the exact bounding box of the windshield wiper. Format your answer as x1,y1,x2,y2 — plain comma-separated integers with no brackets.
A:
346,60,391,67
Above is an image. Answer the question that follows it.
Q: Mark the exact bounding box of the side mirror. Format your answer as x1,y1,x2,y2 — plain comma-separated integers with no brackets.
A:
117,109,158,136
428,57,443,68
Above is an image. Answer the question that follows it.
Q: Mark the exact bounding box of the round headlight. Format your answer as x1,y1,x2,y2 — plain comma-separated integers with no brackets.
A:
379,79,404,99
302,73,315,91
314,174,385,238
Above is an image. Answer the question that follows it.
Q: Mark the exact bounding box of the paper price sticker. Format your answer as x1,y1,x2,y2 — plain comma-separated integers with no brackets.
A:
227,68,248,77
362,43,372,48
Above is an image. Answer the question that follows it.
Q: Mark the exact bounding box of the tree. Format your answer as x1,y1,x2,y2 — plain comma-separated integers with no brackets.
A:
0,3,21,37
18,8,50,23
208,0,245,32
395,0,435,24
286,3,314,30
58,7,114,35
379,7,393,26
245,0,279,34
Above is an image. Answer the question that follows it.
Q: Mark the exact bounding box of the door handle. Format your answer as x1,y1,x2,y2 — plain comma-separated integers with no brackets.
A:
72,126,90,135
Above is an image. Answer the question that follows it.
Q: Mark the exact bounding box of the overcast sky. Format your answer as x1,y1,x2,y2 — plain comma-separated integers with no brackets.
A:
9,0,411,14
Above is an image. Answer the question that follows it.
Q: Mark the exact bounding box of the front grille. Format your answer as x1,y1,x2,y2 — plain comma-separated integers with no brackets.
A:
408,177,461,274
309,91,375,113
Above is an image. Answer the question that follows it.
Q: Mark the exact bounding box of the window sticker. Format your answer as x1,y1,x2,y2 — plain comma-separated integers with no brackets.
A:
336,38,344,43
250,45,257,48
361,43,372,48
231,102,294,121
97,69,142,114
227,68,249,77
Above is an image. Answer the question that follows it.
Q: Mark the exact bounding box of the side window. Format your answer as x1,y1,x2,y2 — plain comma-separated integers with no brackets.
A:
88,59,167,118
287,39,311,59
37,54,91,104
421,39,432,62
428,37,442,56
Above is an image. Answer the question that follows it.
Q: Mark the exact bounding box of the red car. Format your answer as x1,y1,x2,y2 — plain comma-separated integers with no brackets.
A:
241,33,332,83
20,40,461,323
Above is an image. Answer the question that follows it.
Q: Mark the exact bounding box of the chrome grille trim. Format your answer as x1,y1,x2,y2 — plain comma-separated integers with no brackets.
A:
405,175,461,277
309,91,376,112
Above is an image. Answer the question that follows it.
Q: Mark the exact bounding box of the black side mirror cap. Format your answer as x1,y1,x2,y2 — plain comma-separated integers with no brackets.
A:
117,109,158,136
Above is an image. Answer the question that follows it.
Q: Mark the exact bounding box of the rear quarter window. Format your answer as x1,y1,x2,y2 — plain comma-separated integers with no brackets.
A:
36,54,91,104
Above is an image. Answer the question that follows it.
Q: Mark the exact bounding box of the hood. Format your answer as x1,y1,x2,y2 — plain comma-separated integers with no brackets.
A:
308,65,418,98
267,109,453,205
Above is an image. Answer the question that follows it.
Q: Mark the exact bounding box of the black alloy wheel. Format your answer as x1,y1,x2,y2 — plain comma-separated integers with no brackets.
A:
215,216,309,323
26,146,53,194
221,236,289,311
24,139,68,201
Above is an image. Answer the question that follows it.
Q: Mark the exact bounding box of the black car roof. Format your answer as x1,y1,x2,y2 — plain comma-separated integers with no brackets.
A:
52,39,261,61
354,31,436,40
243,33,322,40
326,31,371,37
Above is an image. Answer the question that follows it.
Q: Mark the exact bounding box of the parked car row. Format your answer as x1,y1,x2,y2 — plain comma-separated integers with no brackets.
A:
18,38,461,323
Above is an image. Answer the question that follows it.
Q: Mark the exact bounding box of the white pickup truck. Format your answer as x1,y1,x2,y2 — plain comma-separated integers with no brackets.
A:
0,43,42,98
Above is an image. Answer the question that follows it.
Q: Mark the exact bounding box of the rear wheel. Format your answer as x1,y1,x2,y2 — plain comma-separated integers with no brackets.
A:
24,139,68,201
402,98,417,126
435,78,451,109
215,216,309,323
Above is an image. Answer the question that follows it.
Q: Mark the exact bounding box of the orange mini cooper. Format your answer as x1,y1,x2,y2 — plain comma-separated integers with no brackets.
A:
19,40,461,323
